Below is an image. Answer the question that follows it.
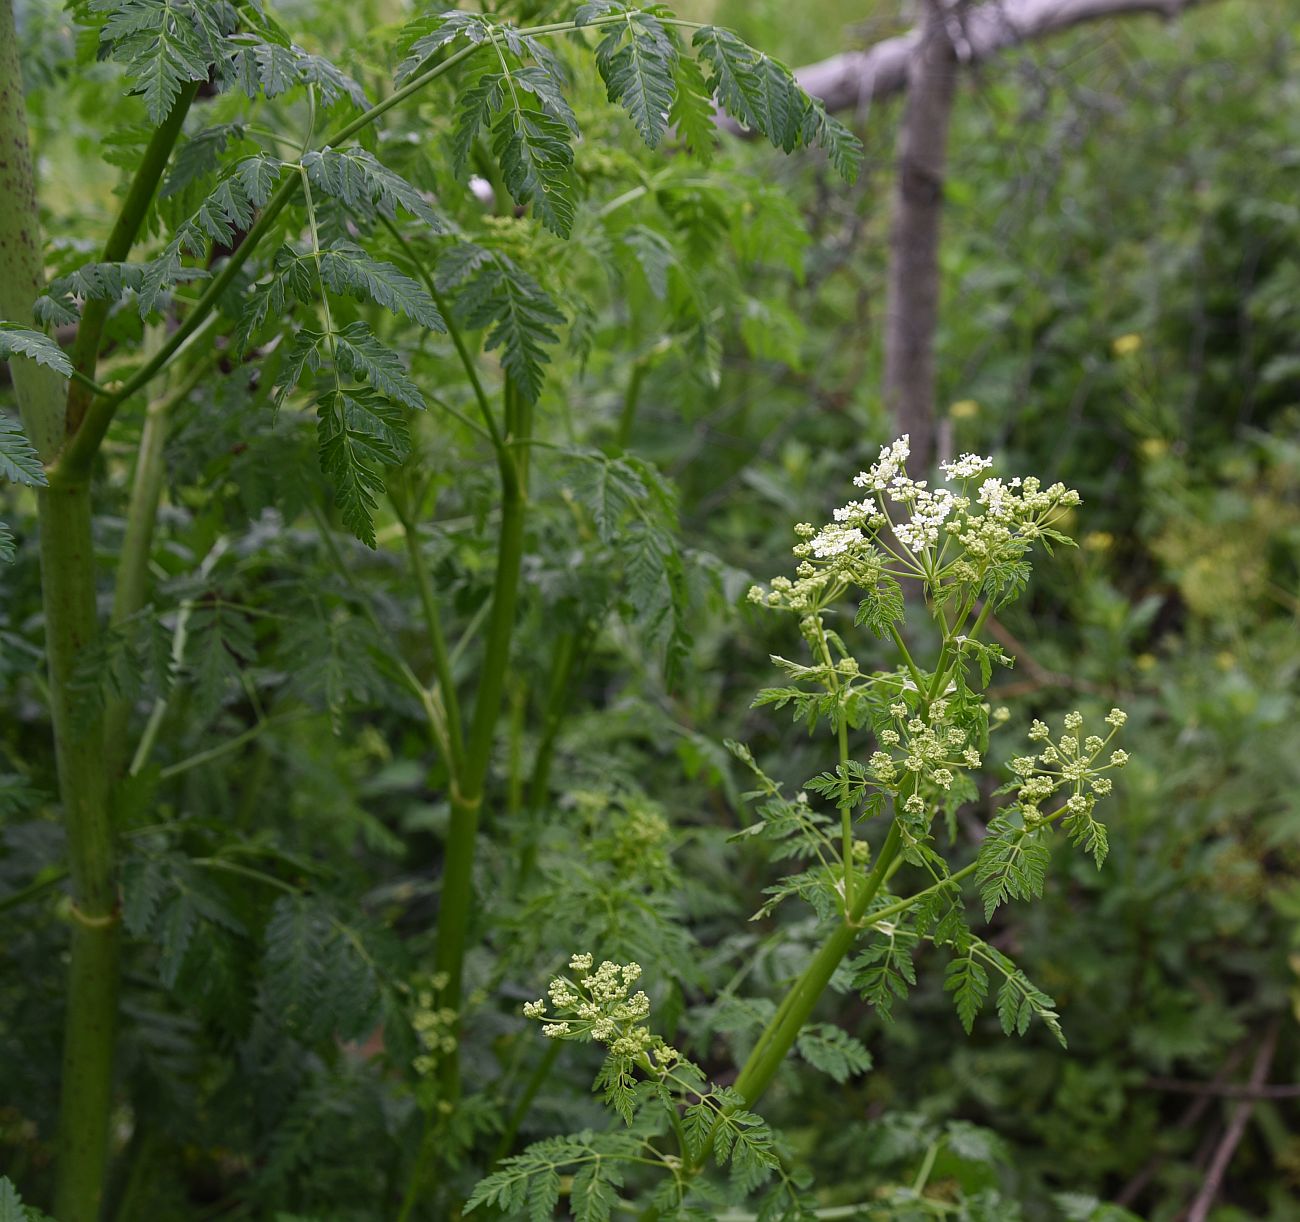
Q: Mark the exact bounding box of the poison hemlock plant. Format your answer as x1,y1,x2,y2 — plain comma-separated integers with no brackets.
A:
478,436,1129,1216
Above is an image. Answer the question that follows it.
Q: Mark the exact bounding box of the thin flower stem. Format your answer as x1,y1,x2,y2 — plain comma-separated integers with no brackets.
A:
128,537,230,776
490,1040,562,1168
157,712,313,781
888,623,926,692
912,1140,941,1194
391,472,466,773
514,628,584,888
379,215,502,452
811,616,858,914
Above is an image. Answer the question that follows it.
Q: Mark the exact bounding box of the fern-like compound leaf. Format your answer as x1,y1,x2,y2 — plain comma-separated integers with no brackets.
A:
332,322,426,411
444,244,564,402
302,147,441,228
0,418,47,488
318,244,445,331
90,0,229,122
693,24,862,181
579,4,678,148
944,952,990,1034
316,385,411,547
491,103,577,238
0,325,72,380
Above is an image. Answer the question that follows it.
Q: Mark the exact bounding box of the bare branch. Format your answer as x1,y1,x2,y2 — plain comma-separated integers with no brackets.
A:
719,0,1205,127
1185,1019,1281,1222
1146,1077,1300,1101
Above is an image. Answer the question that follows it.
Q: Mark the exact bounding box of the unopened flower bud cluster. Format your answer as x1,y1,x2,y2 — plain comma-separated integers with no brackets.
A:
411,980,458,1077
869,697,982,825
522,954,678,1065
1012,708,1129,825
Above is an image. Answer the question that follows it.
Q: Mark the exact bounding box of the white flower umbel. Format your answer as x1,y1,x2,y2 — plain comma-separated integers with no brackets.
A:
853,434,912,492
941,453,995,480
749,434,1083,614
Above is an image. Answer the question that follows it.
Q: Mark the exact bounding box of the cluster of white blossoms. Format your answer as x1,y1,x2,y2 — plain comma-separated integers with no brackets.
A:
748,435,1082,613
868,697,982,821
1009,707,1129,826
522,954,677,1063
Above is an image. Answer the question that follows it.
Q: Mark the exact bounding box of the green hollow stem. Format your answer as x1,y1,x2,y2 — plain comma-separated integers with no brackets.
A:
616,359,648,449
1,13,128,1218
700,588,994,1159
490,1040,562,1168
726,821,903,1113
62,80,200,439
669,822,905,1195
433,378,530,1104
41,480,120,1222
104,352,214,774
109,356,213,625
394,484,466,771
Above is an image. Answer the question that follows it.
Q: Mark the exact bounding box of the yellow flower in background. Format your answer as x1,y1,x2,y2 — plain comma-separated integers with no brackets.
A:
949,399,980,419
1139,437,1168,461
1215,651,1236,671
1083,531,1114,552
1136,653,1157,672
1112,333,1143,357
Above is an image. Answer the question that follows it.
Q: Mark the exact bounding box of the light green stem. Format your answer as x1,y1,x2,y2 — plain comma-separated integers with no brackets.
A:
434,378,530,1103
490,1040,562,1168
727,821,904,1112
104,351,215,774
713,581,999,1133
393,475,465,771
1,14,122,1218
616,358,648,449
62,80,200,438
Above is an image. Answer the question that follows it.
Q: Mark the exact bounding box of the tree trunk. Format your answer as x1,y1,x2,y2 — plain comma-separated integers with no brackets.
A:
882,0,958,476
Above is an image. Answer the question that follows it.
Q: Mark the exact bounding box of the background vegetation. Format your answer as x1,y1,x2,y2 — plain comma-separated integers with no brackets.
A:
1,0,1297,1220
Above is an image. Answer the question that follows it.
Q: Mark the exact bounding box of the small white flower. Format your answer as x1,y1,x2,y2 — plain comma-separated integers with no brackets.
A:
940,453,994,480
809,523,864,559
854,434,911,492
